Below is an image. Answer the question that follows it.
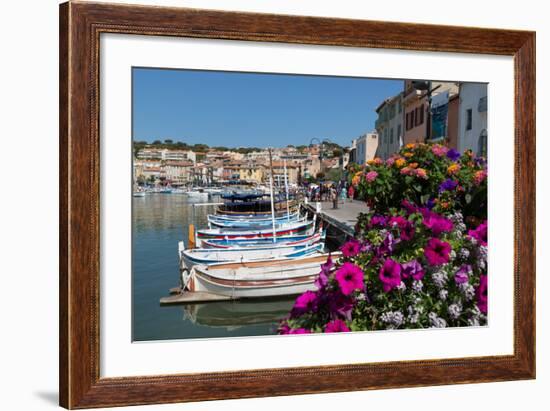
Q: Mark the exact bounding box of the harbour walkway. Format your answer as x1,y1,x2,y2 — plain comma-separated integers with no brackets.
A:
303,199,368,237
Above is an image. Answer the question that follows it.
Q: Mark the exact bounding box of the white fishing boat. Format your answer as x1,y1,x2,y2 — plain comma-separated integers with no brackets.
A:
207,214,304,229
182,252,340,299
208,210,300,225
133,191,146,197
180,241,324,270
195,218,315,247
201,230,324,249
186,188,209,198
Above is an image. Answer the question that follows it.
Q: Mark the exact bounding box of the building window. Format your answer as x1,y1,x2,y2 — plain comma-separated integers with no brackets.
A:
390,128,394,144
466,109,473,130
398,99,402,113
405,113,410,130
419,106,424,125
478,129,488,157
411,110,416,129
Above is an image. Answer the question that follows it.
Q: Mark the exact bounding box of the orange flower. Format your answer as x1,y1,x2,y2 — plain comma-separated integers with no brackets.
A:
447,164,460,175
395,158,406,168
415,168,428,179
403,152,414,158
409,162,418,169
405,143,416,149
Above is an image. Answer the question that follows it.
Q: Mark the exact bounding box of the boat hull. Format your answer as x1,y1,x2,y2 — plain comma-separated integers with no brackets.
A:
185,253,339,299
201,231,324,249
181,242,324,270
196,220,315,247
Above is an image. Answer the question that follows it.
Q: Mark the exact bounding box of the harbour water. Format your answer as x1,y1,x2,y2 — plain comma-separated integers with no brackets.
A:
132,193,295,341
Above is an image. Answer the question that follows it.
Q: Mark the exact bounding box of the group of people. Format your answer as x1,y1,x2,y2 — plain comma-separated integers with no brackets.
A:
306,180,350,208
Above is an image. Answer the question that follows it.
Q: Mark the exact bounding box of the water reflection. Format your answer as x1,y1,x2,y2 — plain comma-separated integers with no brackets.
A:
181,297,295,331
132,194,296,341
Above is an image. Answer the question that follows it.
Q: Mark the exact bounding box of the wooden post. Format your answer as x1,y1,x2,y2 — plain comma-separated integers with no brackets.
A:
188,224,195,249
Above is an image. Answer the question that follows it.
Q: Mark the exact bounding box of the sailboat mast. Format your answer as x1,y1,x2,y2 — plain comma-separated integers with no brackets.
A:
268,148,277,243
283,159,290,220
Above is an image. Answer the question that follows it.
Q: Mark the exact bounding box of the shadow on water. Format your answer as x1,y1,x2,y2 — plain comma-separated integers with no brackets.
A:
132,194,297,341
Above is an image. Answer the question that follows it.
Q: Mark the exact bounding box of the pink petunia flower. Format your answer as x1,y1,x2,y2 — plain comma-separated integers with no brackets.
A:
340,239,362,258
400,221,416,241
476,275,488,314
401,259,425,280
335,262,365,295
315,255,334,290
324,319,350,333
468,221,488,246
424,238,452,266
291,290,318,317
423,212,454,236
327,292,355,320
454,264,472,284
379,258,402,292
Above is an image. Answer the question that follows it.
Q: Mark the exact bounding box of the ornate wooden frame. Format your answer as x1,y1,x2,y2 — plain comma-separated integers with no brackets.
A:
59,1,536,408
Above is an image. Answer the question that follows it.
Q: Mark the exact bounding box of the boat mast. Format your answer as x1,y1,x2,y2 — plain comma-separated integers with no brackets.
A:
283,159,290,221
268,148,277,243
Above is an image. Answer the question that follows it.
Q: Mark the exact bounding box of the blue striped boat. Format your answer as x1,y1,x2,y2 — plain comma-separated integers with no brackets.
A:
208,213,302,229
201,231,325,249
181,242,325,270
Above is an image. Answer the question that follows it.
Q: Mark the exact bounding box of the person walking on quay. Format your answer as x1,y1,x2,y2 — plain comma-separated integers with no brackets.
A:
331,186,338,209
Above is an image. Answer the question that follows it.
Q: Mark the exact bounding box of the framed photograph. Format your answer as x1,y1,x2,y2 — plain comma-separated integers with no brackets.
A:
59,1,535,408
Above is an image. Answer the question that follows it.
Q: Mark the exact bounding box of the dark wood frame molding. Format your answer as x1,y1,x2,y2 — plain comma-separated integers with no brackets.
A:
59,1,536,408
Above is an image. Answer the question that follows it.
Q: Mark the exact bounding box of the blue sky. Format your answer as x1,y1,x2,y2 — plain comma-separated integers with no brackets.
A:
132,68,403,148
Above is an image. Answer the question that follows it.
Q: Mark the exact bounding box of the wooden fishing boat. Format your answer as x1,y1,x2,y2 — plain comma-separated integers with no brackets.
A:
195,218,315,247
201,230,324,249
208,210,300,223
180,242,324,270
208,214,304,229
183,252,341,299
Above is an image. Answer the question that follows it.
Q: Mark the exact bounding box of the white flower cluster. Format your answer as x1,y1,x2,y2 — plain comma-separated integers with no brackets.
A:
428,312,447,328
411,280,423,293
448,303,463,320
459,282,476,301
431,271,448,289
380,311,404,329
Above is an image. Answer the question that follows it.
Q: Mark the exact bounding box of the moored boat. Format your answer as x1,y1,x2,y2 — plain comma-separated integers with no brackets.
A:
183,252,340,299
207,214,304,229
195,218,315,247
201,230,324,249
180,241,324,270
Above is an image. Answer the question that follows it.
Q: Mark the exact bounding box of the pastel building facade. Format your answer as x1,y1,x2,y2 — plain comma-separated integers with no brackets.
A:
457,83,488,156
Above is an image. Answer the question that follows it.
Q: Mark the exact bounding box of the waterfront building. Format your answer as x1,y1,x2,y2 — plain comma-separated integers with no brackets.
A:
163,149,196,164
457,83,488,156
271,162,299,185
163,160,194,186
136,148,164,160
348,139,357,164
403,80,459,145
446,93,460,150
238,164,264,184
375,93,403,159
302,156,321,179
354,132,378,165
136,148,196,164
